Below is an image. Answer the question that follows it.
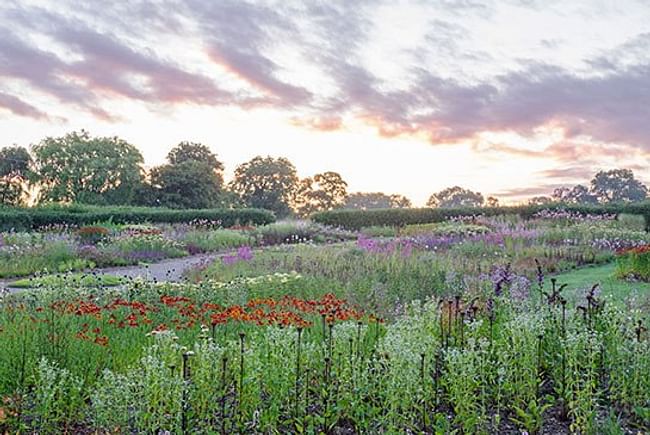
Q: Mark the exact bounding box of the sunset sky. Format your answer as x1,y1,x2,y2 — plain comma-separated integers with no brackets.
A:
1,0,649,205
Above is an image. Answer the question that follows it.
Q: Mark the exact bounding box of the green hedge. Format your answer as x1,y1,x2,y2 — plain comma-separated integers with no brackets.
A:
0,206,275,231
312,203,650,231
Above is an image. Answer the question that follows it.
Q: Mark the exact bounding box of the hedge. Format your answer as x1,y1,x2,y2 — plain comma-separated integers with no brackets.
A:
0,206,275,231
312,203,650,231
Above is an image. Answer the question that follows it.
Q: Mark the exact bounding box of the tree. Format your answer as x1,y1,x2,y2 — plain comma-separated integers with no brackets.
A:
389,194,412,208
229,156,298,217
167,141,224,171
343,192,412,209
32,131,144,204
293,171,348,216
147,142,225,209
590,169,648,203
426,186,484,208
0,146,33,206
486,196,500,207
528,196,553,206
552,185,598,205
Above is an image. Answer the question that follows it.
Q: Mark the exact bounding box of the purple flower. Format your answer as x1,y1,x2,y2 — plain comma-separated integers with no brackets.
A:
491,264,513,297
222,245,254,265
237,246,253,261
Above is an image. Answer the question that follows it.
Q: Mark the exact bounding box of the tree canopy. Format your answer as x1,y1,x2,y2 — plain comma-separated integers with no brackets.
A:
343,192,412,210
147,142,225,209
0,146,33,206
427,186,484,208
229,156,298,217
552,185,598,205
167,142,225,171
32,131,144,205
590,169,647,203
293,171,348,216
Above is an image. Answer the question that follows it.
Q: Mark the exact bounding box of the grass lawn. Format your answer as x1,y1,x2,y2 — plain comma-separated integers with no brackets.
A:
8,272,124,288
552,262,650,302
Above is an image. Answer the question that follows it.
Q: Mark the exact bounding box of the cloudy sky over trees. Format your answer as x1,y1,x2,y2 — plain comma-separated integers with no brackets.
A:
1,0,649,204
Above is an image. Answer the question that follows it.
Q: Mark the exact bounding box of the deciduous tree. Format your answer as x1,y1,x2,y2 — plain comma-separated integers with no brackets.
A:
32,131,144,204
147,142,225,209
230,156,298,217
426,186,484,208
590,169,647,203
0,146,33,206
344,192,412,209
293,171,348,216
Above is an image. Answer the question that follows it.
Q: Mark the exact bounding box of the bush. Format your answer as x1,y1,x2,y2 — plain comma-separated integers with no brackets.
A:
0,205,275,231
312,203,650,231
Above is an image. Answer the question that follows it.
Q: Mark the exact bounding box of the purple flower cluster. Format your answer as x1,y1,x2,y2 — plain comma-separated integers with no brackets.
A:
222,246,254,266
491,264,514,296
409,228,540,252
356,235,413,257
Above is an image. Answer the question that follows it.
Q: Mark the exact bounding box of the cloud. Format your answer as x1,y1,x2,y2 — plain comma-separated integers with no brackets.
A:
1,0,649,159
495,184,567,199
0,92,49,120
290,116,343,132
0,3,250,119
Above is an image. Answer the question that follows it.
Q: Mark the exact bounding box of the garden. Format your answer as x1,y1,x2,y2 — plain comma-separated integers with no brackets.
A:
1,208,649,433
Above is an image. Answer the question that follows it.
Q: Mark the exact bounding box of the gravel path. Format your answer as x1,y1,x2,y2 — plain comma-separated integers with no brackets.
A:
0,252,221,293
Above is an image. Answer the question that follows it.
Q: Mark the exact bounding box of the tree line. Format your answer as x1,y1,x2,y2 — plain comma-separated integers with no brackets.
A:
1,131,647,216
424,168,649,209
0,131,412,216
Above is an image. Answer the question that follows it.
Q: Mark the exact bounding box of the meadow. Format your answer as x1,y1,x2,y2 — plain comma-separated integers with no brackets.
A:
0,210,649,434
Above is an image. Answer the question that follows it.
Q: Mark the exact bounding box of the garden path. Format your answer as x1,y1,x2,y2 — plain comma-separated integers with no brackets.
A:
0,252,220,293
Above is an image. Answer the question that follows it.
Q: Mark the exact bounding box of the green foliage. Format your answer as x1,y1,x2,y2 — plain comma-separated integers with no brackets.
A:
0,239,83,278
230,156,298,217
181,229,251,254
344,192,412,209
1,283,647,433
616,247,650,281
0,205,275,231
590,169,648,203
9,273,123,288
0,146,33,206
553,184,598,205
293,171,348,217
32,130,144,205
252,221,355,246
399,222,491,237
147,142,226,209
149,160,224,208
360,225,398,237
427,186,484,208
312,203,650,230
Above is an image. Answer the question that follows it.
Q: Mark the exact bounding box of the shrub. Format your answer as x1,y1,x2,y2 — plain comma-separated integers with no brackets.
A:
0,206,275,231
312,203,650,231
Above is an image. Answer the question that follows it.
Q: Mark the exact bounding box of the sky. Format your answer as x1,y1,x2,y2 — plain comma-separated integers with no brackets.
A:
1,0,649,205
